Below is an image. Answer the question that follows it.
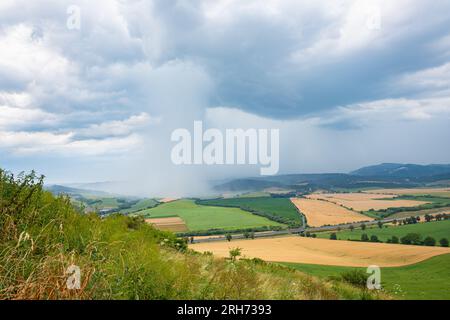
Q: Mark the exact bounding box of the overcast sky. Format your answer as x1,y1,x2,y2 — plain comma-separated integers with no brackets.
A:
1,0,450,196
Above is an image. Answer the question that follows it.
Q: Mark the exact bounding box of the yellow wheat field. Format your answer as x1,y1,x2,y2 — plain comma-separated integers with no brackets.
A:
190,236,450,267
291,198,372,227
308,193,396,201
365,188,450,196
307,193,429,211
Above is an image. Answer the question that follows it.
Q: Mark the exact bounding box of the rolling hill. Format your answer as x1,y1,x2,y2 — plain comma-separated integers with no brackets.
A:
214,163,450,193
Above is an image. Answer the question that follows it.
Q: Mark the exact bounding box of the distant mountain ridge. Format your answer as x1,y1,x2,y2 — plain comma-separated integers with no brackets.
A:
214,163,450,193
351,163,450,178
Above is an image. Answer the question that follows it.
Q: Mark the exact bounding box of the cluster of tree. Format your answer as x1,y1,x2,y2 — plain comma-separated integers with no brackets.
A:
376,202,450,218
359,234,381,243
300,231,317,238
424,213,450,222
178,225,283,237
357,232,449,247
269,192,297,198
398,233,449,247
391,213,450,226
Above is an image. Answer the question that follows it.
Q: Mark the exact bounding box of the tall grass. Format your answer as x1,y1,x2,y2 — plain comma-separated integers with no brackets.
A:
0,169,386,300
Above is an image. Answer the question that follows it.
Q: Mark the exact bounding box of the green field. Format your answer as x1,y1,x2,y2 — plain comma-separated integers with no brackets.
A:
282,254,450,300
89,197,120,209
138,199,285,232
236,192,271,198
120,198,158,214
316,220,450,243
197,197,302,226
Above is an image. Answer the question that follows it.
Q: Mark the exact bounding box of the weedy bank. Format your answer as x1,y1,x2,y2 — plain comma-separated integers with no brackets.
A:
0,169,382,300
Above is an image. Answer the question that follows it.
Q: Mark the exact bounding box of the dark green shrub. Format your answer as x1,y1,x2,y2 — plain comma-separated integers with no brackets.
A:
423,237,436,247
440,238,449,247
340,269,368,288
401,233,422,245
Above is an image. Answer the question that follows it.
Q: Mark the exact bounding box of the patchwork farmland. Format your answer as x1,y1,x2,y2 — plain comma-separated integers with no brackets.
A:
145,217,188,232
307,193,429,211
137,199,285,232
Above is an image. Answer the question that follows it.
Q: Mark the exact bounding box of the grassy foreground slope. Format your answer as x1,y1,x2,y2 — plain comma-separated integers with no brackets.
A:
198,197,302,227
316,220,450,243
0,170,382,300
137,199,284,232
283,254,450,300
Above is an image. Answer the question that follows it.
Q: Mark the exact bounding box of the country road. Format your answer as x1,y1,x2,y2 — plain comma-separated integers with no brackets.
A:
190,217,399,243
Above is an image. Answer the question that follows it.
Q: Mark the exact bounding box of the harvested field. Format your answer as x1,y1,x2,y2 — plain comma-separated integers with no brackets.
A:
308,193,396,201
307,193,429,211
366,188,450,197
145,217,188,232
291,198,371,227
159,197,178,203
190,236,450,267
390,206,450,219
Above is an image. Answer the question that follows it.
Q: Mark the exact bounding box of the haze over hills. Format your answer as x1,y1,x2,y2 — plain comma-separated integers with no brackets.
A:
44,185,114,198
46,163,450,197
213,163,450,193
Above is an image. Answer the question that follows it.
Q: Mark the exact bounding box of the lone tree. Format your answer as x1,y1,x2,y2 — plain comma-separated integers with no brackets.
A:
361,223,366,231
249,232,255,239
349,225,355,232
243,231,250,239
377,221,383,229
229,247,242,261
370,235,379,242
226,234,232,242
391,236,399,244
423,236,436,247
361,233,369,242
440,238,449,247
330,233,337,240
